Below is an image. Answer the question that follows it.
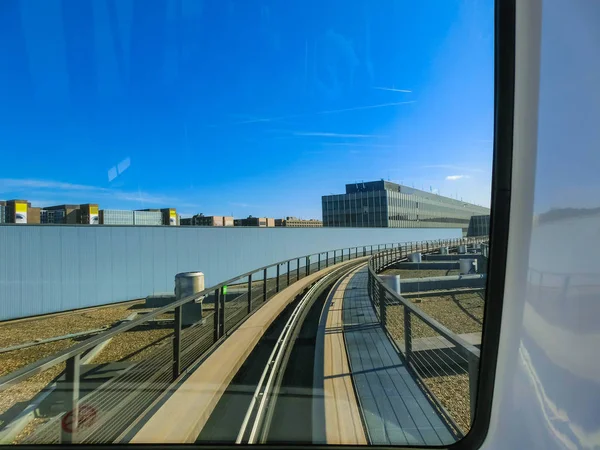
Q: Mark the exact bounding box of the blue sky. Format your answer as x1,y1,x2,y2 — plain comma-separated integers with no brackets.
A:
0,0,494,219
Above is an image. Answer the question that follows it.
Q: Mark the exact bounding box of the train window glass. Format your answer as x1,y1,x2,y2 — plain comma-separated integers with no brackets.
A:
0,0,499,446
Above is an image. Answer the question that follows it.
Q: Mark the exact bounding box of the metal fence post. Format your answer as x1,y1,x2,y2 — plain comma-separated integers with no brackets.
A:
378,283,387,326
263,268,268,301
173,305,182,380
333,250,336,263
276,264,280,292
306,256,310,275
214,288,221,341
326,252,329,268
60,354,81,444
363,246,366,257
287,261,291,285
297,258,300,280
219,288,225,336
468,353,479,424
318,253,321,271
247,274,253,314
404,309,411,365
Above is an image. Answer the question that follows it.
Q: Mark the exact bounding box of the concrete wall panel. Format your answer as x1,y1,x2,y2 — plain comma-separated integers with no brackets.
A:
0,225,462,320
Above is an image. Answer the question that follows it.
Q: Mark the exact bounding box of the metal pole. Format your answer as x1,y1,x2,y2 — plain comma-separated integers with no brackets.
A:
214,288,221,341
60,354,81,444
219,288,225,336
306,256,310,276
363,246,366,257
247,274,253,314
326,251,329,268
333,250,336,264
297,258,300,280
404,309,411,365
276,264,280,292
263,268,268,301
318,253,321,271
468,353,479,424
378,283,387,326
173,305,182,380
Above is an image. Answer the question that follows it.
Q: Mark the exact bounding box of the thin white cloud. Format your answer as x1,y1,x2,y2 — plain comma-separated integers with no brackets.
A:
423,164,486,173
373,87,412,93
293,132,385,138
324,143,401,148
0,178,100,192
0,178,195,209
229,202,258,208
446,175,470,181
233,101,415,125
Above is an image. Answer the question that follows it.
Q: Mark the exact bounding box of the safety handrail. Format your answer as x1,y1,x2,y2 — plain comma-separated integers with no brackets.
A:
0,239,460,390
367,236,488,431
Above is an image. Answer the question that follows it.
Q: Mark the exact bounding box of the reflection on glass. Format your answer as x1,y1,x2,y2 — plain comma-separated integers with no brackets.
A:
0,0,493,446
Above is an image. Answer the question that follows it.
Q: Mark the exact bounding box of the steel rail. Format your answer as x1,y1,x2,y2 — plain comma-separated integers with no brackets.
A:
235,263,361,444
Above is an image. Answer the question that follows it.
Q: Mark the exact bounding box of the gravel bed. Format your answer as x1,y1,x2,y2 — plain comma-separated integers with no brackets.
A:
0,302,144,348
425,374,471,433
0,362,65,430
385,292,484,341
416,292,484,334
12,417,50,444
92,327,173,364
0,303,174,441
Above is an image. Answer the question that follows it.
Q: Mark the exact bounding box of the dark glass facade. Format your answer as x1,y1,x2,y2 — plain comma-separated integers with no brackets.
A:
467,215,491,237
322,181,490,234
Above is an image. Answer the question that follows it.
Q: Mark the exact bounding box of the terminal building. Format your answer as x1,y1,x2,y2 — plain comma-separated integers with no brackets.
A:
275,217,323,227
322,181,490,234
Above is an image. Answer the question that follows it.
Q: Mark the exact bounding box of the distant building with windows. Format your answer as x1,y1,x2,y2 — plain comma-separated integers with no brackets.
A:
99,209,134,225
78,204,100,224
43,204,81,224
40,209,65,224
133,210,162,226
275,217,323,228
322,181,490,234
234,216,275,227
181,214,234,226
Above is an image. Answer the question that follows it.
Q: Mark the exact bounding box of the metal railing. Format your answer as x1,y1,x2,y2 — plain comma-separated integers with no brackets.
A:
0,239,446,444
367,237,488,435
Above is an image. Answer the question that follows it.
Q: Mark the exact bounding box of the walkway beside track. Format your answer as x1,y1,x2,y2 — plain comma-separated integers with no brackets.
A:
319,265,368,445
342,267,456,446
